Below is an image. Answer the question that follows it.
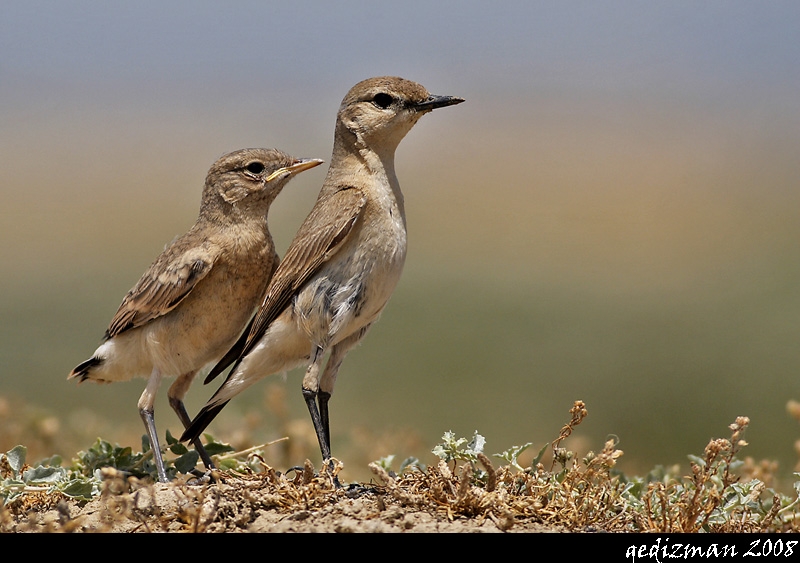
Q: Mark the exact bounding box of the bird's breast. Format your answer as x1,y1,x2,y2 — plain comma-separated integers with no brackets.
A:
144,236,275,374
293,198,407,348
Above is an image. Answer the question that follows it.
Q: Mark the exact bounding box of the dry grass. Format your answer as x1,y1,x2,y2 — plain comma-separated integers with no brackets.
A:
2,395,799,533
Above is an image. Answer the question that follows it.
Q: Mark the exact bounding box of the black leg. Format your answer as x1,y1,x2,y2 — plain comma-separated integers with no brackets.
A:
170,397,216,470
302,387,331,461
318,391,332,451
303,388,341,488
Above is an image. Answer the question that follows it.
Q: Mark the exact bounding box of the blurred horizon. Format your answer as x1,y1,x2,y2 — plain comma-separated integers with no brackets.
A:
2,2,800,482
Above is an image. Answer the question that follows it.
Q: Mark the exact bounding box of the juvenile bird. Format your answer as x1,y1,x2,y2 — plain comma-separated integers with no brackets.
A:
69,148,322,482
182,77,464,470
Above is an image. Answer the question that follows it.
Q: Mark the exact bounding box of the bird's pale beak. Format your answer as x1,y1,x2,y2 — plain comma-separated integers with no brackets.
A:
266,158,324,182
414,94,465,112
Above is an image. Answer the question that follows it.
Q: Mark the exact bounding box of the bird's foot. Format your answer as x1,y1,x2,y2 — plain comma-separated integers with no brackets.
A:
186,468,222,486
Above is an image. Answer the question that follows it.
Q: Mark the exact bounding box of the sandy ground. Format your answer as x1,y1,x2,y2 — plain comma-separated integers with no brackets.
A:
4,476,570,533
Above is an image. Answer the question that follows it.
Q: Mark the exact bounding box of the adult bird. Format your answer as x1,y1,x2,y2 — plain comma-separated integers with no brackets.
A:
182,77,464,471
69,148,322,482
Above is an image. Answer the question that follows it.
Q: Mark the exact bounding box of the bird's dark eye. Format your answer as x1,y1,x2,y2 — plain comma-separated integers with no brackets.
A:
245,161,265,175
372,93,394,109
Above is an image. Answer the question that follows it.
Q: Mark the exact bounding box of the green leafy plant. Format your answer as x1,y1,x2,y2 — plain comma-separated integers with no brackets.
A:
372,454,424,476
0,428,240,506
1,445,97,502
431,430,486,465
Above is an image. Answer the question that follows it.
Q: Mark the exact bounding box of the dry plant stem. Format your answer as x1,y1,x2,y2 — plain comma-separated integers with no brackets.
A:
478,452,496,492
4,401,797,532
215,438,289,462
550,400,587,470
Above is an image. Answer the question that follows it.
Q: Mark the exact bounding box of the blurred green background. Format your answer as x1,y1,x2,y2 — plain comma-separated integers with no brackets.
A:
2,2,800,482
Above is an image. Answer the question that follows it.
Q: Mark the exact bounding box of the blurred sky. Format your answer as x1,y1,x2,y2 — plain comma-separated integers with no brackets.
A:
2,2,800,479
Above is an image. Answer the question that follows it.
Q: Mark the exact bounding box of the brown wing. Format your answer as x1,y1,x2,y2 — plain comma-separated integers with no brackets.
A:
105,237,216,339
203,186,366,384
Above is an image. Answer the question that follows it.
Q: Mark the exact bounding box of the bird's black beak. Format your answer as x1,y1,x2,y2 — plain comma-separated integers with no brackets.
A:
414,94,465,112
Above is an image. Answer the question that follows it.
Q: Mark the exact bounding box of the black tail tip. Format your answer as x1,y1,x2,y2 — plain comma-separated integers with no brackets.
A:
68,356,104,381
180,402,228,443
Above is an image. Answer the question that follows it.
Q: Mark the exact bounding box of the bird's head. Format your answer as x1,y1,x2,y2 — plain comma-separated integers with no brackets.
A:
204,148,322,210
335,76,464,158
